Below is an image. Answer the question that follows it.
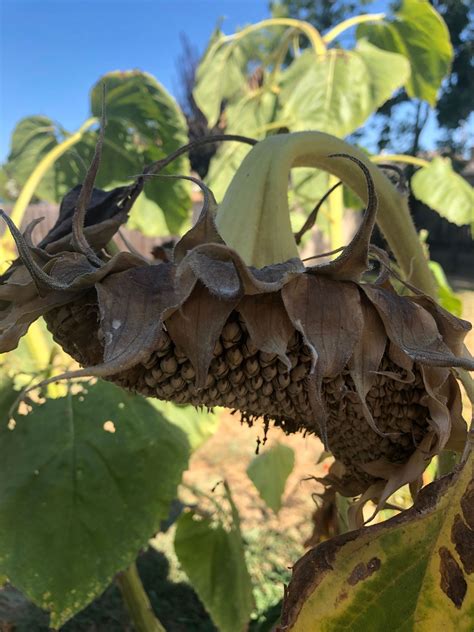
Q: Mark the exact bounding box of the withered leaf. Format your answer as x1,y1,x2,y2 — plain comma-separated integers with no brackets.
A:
238,293,293,369
362,284,474,370
173,194,224,263
96,263,179,373
347,298,388,436
282,276,364,378
165,284,238,388
40,183,140,254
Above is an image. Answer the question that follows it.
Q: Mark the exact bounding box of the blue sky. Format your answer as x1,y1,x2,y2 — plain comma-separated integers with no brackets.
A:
1,0,468,162
0,0,271,159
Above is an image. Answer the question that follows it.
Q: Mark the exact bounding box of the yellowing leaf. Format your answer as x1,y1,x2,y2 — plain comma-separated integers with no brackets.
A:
279,446,474,631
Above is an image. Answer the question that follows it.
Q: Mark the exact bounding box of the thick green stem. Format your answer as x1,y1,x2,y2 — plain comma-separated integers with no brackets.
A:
216,131,437,296
1,116,98,261
372,154,429,169
116,563,166,632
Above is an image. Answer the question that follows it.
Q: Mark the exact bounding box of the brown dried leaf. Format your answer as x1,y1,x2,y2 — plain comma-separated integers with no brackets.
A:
347,298,387,436
237,293,293,369
96,263,180,372
306,153,377,282
165,284,238,388
362,284,474,370
173,192,223,263
282,276,364,378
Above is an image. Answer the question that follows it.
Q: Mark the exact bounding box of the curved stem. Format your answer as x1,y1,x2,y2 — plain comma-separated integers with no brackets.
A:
223,17,326,56
323,13,385,44
116,562,166,632
372,154,429,169
1,116,98,260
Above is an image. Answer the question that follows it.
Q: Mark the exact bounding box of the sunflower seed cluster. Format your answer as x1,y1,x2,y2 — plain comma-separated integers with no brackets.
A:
46,297,430,483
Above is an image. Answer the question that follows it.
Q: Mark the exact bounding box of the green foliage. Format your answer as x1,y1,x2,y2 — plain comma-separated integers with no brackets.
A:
357,0,453,105
411,157,474,230
174,508,254,632
150,400,220,451
247,443,295,514
429,261,463,317
0,381,189,628
2,71,191,236
280,41,409,136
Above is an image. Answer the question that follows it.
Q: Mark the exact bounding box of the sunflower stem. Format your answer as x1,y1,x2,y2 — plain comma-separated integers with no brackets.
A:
116,562,166,632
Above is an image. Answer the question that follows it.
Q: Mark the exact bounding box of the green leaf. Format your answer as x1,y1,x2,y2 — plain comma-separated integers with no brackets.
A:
411,157,474,228
428,260,462,318
281,450,474,631
357,0,453,105
246,443,295,514
3,116,94,203
193,37,248,127
279,42,409,137
90,70,191,235
149,400,220,451
0,381,189,628
174,510,254,632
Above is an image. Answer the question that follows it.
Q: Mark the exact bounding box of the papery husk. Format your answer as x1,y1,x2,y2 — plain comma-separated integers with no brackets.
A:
1,135,473,516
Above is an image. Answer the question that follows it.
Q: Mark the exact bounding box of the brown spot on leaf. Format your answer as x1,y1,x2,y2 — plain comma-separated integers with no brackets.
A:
451,514,474,574
461,479,474,530
347,557,381,586
439,546,467,609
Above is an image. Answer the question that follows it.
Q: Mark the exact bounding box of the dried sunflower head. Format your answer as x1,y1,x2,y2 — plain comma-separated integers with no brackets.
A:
1,131,473,510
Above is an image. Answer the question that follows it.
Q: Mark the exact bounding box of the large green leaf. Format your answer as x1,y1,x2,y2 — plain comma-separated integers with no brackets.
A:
3,116,94,202
90,70,191,235
246,443,295,514
357,0,453,105
193,36,248,128
278,41,409,137
3,71,191,235
174,509,254,632
0,381,189,628
280,449,474,631
411,157,474,228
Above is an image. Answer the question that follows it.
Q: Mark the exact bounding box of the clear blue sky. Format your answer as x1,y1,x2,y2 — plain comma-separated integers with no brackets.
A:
0,0,271,160
0,0,464,162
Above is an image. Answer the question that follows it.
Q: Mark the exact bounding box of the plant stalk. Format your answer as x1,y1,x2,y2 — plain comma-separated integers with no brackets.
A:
323,13,385,44
116,562,166,632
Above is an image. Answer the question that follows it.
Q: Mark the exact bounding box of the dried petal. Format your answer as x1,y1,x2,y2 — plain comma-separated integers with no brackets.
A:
238,293,293,369
362,284,474,370
165,284,238,388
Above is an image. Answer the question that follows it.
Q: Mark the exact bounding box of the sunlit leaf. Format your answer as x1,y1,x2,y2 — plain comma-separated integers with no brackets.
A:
247,443,295,514
411,157,474,229
280,449,474,631
279,41,409,137
0,381,189,628
428,261,462,318
175,509,254,632
357,0,453,105
193,35,248,127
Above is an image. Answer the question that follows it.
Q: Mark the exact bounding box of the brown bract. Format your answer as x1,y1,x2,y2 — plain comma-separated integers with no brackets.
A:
1,149,473,508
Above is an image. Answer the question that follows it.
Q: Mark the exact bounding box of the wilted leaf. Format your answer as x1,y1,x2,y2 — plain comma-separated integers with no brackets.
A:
247,443,295,513
0,381,189,628
411,157,474,229
174,510,254,632
357,0,453,105
279,42,409,137
193,36,248,127
279,447,474,631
